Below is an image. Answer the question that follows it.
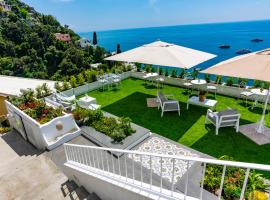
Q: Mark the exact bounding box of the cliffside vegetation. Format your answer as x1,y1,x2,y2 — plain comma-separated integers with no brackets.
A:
0,0,106,80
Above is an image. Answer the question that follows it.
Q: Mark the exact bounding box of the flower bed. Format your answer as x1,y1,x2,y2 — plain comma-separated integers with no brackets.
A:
72,107,135,142
7,88,80,150
9,89,63,124
204,156,269,200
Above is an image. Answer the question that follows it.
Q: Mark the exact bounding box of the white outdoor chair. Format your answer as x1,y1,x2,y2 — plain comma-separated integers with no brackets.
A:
207,85,217,98
205,109,241,135
157,92,180,117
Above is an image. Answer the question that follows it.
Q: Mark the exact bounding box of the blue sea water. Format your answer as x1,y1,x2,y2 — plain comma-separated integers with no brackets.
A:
79,20,270,74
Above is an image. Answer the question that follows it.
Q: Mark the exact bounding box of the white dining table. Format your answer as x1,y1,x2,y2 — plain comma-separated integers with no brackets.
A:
251,88,269,109
190,79,207,93
191,79,207,85
143,73,159,85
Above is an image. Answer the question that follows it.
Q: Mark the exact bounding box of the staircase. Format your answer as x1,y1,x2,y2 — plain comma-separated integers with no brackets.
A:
62,180,101,200
0,134,101,200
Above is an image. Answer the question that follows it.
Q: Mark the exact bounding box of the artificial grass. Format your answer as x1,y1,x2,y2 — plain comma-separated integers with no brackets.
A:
88,78,270,166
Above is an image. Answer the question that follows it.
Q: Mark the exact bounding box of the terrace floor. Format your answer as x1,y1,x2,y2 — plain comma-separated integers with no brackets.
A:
87,78,270,168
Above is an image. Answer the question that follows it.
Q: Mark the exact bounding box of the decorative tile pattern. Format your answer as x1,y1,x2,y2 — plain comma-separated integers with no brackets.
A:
129,136,199,184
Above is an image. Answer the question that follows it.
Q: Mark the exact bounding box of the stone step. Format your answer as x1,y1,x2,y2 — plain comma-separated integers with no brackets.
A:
87,192,102,200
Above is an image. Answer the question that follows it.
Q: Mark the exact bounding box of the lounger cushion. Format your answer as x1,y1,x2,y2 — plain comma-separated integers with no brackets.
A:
208,109,240,126
164,102,179,111
158,92,167,104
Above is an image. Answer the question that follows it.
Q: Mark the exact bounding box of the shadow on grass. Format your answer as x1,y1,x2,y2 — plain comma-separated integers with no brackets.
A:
102,91,205,142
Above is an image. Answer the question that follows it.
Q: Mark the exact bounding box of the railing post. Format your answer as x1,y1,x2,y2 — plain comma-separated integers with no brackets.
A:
64,145,69,162
200,163,206,200
160,157,163,193
184,161,190,199
218,165,227,200
171,158,175,197
150,155,152,190
240,168,250,200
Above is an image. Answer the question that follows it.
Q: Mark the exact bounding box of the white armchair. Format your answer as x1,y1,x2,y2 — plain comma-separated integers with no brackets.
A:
205,109,241,135
157,92,180,117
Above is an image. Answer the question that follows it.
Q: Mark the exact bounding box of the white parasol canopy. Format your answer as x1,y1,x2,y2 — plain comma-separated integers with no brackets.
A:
105,41,216,69
203,49,270,133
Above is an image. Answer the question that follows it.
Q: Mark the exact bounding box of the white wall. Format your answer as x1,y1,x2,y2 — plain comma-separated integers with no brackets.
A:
64,163,188,200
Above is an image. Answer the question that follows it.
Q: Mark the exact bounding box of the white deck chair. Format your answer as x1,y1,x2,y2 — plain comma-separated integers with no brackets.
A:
205,109,241,135
157,92,180,117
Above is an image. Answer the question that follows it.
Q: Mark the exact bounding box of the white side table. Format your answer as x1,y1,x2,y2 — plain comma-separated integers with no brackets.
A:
187,96,218,110
79,96,97,108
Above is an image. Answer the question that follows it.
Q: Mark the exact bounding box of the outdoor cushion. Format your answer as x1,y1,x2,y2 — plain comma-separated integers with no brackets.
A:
158,92,167,104
217,109,239,120
208,109,239,125
164,103,179,110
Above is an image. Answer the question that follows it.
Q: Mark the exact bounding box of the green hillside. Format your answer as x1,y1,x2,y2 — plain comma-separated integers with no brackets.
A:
0,0,106,80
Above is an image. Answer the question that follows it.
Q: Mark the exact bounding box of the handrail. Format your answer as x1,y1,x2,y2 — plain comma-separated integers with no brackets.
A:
64,143,270,171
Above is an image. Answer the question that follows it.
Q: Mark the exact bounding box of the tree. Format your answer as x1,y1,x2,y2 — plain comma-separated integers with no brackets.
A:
92,31,97,45
93,46,105,63
116,44,121,54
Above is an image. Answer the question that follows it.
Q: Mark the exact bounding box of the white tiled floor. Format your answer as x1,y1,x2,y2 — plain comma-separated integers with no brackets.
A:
129,136,199,184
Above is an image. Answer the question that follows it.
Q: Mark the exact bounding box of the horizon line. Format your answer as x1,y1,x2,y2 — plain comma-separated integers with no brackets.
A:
77,18,270,34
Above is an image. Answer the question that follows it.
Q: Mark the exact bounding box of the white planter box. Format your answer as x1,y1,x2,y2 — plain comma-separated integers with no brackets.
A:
5,100,81,150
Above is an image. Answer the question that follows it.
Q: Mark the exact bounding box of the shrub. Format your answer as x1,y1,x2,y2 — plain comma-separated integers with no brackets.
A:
82,109,135,142
215,75,222,84
85,69,97,83
165,69,169,77
41,83,52,96
0,127,11,134
145,65,152,73
69,75,77,88
226,77,234,86
99,63,109,72
191,69,199,79
135,63,142,72
238,78,248,88
179,69,186,79
204,74,211,83
77,73,86,86
159,68,163,75
203,155,268,200
62,80,71,91
54,82,62,92
171,69,177,78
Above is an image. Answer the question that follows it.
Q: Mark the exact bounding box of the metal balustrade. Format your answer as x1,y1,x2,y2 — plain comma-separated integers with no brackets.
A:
64,143,270,200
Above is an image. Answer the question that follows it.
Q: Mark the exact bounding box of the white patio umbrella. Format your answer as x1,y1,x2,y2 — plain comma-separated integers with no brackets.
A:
105,41,216,69
202,49,270,134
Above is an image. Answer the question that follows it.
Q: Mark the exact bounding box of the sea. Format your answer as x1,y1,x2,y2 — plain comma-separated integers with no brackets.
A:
79,20,270,78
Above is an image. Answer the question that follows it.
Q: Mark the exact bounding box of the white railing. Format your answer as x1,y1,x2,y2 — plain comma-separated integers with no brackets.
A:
64,143,270,200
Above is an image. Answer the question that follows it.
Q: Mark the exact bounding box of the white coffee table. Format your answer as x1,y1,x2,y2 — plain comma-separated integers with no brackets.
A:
79,96,97,107
187,96,218,110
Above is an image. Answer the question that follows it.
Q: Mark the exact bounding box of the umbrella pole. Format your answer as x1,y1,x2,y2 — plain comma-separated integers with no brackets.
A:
256,85,270,134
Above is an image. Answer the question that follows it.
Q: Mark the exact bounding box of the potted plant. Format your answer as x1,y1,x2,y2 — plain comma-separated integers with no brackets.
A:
199,90,207,102
72,107,86,126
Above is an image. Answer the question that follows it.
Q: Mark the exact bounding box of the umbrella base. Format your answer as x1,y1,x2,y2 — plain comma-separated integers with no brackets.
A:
239,123,270,145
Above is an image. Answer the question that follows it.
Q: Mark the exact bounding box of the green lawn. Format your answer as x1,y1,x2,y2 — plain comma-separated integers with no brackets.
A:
87,78,270,166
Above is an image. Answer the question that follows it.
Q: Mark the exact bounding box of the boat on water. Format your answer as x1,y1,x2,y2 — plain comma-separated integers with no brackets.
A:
236,49,252,55
219,44,231,49
251,38,263,42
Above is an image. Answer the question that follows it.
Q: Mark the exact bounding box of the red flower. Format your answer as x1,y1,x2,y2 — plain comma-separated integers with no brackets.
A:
43,109,49,115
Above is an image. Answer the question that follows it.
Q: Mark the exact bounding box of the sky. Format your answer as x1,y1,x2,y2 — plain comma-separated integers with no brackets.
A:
22,0,270,32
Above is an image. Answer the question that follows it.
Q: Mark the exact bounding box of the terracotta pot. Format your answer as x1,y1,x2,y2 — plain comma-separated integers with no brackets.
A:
199,94,206,102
